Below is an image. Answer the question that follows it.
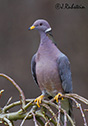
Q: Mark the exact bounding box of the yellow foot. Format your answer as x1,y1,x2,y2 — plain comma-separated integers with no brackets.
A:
54,93,63,103
34,95,44,107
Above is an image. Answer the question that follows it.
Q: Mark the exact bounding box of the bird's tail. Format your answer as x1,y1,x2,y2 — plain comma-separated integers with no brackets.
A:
60,98,73,125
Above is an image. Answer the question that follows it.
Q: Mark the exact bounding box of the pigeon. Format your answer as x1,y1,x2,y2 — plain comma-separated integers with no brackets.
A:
28,19,73,119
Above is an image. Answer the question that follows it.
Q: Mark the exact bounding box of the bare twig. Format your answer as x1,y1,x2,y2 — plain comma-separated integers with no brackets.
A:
65,93,88,105
64,95,87,126
41,103,57,125
6,97,13,106
57,100,61,126
42,103,57,122
78,104,87,126
2,99,34,113
3,117,13,126
18,100,34,114
0,89,4,97
45,100,75,126
43,99,75,126
63,110,67,126
0,73,25,107
32,112,39,126
64,110,75,126
0,73,88,126
20,112,30,126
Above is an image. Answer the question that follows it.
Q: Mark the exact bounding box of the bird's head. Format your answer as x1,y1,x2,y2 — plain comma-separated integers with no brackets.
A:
28,19,52,33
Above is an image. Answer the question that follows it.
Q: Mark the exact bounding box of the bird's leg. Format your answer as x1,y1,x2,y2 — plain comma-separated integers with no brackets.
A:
34,94,44,107
54,93,63,103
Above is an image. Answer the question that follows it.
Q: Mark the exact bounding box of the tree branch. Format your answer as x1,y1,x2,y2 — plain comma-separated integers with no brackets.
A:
0,73,25,107
0,73,88,126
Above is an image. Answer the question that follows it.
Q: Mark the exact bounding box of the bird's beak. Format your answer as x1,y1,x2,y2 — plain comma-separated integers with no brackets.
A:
28,26,35,30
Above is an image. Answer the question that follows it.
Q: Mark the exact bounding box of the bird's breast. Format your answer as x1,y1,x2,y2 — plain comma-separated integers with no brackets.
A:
36,57,63,96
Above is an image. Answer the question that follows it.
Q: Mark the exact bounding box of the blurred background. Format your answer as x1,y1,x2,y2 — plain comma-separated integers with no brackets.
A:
0,0,88,125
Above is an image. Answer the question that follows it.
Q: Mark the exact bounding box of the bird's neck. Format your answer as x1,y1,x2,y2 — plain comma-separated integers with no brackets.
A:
39,31,49,44
37,31,61,59
39,31,55,45
37,31,60,56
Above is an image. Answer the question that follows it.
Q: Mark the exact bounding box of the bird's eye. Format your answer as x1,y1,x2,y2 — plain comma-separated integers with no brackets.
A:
40,23,43,26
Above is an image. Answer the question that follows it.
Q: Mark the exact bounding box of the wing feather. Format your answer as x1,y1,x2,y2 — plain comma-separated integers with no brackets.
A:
31,54,39,86
57,55,73,93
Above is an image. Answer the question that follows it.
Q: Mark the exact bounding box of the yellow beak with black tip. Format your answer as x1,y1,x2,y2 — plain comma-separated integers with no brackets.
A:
28,26,35,30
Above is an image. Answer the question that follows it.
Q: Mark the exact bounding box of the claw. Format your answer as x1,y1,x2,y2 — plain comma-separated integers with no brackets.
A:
34,95,44,107
54,93,63,103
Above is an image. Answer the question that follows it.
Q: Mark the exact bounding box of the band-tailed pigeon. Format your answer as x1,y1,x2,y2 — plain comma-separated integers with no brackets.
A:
28,19,73,118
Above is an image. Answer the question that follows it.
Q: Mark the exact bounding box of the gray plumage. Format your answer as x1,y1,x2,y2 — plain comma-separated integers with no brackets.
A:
57,56,72,93
29,19,73,121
